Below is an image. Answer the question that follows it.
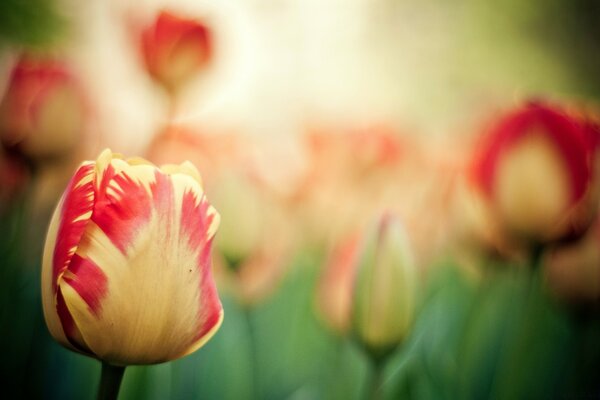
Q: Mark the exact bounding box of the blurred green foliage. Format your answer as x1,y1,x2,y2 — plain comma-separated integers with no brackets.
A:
0,0,64,49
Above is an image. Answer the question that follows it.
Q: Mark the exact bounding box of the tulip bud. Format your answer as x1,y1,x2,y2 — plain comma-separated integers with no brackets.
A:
141,10,212,94
317,214,417,359
41,149,223,365
352,215,417,359
316,233,361,334
0,57,86,163
471,102,599,245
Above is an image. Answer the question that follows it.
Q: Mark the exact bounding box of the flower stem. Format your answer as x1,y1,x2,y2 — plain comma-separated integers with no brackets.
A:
97,362,126,400
366,358,385,400
244,308,260,400
529,243,544,271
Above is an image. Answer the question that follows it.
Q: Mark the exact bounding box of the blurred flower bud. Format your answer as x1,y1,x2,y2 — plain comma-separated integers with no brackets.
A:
470,102,599,245
42,149,222,365
141,10,212,95
317,214,418,359
211,171,293,306
0,57,86,164
316,232,361,334
352,214,418,358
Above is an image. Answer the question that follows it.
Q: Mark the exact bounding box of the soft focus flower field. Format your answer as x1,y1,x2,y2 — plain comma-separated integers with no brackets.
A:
1,1,600,399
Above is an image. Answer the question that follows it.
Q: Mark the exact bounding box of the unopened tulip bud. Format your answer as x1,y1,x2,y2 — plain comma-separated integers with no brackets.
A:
471,102,599,245
352,215,417,359
317,214,418,360
41,149,223,365
141,10,212,95
0,57,86,163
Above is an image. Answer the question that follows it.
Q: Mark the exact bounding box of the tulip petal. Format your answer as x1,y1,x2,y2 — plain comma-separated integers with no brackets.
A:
60,159,221,365
41,161,95,351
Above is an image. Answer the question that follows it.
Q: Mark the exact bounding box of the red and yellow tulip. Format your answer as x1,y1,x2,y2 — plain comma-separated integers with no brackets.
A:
41,149,222,365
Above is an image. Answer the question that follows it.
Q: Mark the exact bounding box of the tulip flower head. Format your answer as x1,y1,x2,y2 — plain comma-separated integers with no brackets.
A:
41,149,222,365
0,57,86,163
141,10,212,95
471,102,599,245
352,214,417,359
317,214,418,360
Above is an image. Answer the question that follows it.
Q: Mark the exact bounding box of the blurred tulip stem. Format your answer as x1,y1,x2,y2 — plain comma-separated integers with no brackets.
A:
97,362,125,400
529,243,545,271
243,308,261,400
366,355,387,400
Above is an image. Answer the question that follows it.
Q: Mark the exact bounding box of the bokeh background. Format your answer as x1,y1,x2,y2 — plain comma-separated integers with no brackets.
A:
1,0,600,399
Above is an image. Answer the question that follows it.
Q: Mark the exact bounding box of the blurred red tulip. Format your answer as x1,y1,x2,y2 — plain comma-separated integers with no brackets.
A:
145,125,240,188
141,10,212,94
470,101,599,245
0,57,86,163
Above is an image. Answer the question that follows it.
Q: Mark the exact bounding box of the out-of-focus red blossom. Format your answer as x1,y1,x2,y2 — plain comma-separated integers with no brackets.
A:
469,101,600,245
141,10,212,94
145,125,240,188
294,123,415,247
0,57,86,163
545,217,600,303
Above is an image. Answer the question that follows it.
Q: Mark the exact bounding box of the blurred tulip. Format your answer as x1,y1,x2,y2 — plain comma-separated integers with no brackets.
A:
0,57,86,164
211,171,293,306
316,232,361,334
470,101,599,245
41,149,222,365
317,214,418,359
141,10,212,95
145,125,239,189
353,214,418,358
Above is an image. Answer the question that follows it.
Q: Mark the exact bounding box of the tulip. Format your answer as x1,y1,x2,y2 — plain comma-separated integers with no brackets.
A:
317,214,417,360
316,232,361,335
211,171,293,306
41,149,223,368
352,215,418,359
470,102,599,246
141,10,212,95
0,57,86,163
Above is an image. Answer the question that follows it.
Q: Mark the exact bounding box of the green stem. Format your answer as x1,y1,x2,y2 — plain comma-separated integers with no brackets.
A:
366,358,386,400
529,243,544,272
97,362,126,400
244,308,260,400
